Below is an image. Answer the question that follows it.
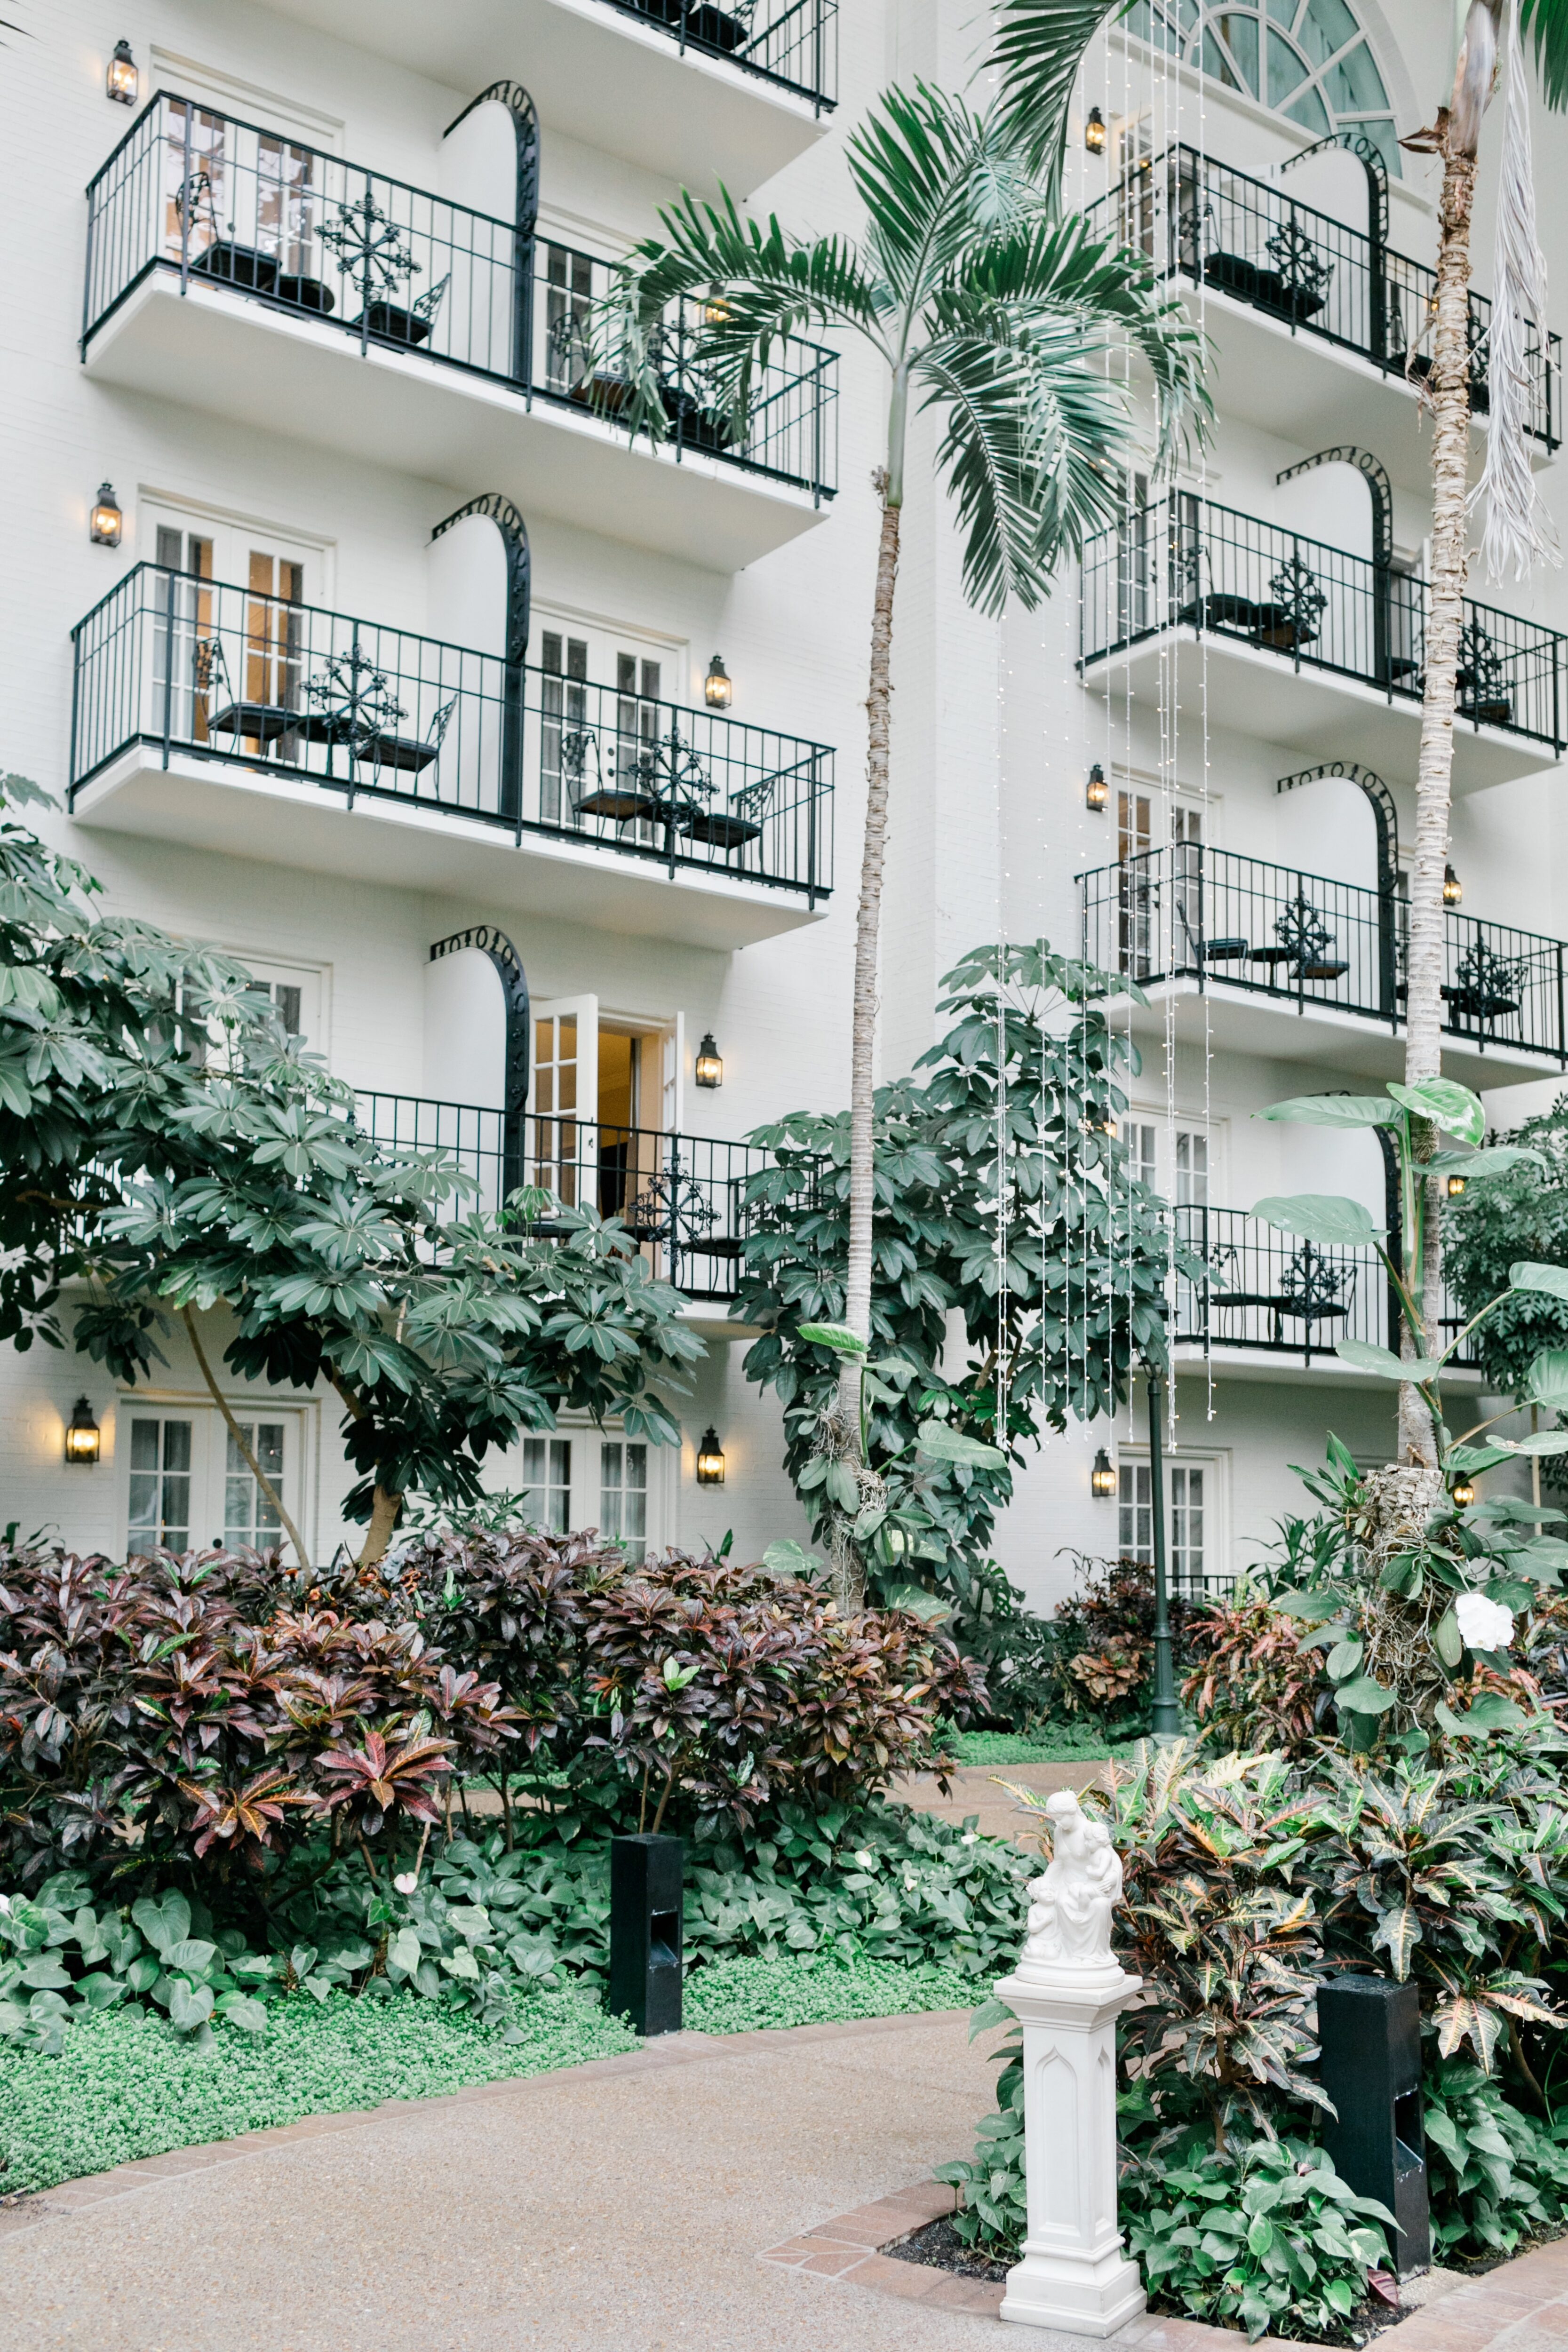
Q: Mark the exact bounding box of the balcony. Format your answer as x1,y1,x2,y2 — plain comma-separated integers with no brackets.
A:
245,0,836,196
1171,1206,1478,1377
69,565,833,950
82,95,837,571
1089,145,1560,485
1081,843,1568,1083
1080,496,1568,791
354,1092,789,1319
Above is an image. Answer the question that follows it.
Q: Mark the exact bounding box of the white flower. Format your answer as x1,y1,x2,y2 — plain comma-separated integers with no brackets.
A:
1455,1591,1516,1652
904,1874,918,1891
393,1871,419,1895
961,1831,978,1847
854,1849,875,1869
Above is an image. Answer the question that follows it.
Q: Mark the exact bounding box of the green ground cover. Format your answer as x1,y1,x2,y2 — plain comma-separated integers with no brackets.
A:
947,1727,1136,1764
0,1959,983,2197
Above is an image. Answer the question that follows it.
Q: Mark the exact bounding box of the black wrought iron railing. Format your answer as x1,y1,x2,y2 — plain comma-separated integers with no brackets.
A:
1080,843,1568,1064
68,564,835,903
82,94,838,501
354,1092,794,1301
1171,1205,1478,1368
1089,143,1559,450
600,0,837,107
1081,495,1568,753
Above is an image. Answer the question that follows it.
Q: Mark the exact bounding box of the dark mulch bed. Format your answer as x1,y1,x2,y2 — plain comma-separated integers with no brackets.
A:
884,2215,1010,2283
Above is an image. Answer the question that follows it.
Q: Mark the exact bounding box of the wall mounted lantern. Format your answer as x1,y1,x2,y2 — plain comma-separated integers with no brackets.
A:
1085,762,1109,812
1084,106,1108,155
1447,1173,1467,1198
90,484,123,546
694,1032,723,1089
1451,1474,1476,1507
64,1398,101,1465
695,1427,726,1486
106,39,139,104
1091,1446,1116,1498
704,653,732,710
1443,863,1463,907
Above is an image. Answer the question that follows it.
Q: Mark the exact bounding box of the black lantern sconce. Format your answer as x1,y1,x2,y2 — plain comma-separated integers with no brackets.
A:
90,484,123,547
1451,1473,1477,1508
693,1032,723,1089
695,1427,726,1487
1443,863,1463,907
1085,762,1109,813
1084,106,1108,155
704,653,732,710
106,39,139,104
64,1397,101,1466
1447,1173,1467,1198
1091,1446,1116,1498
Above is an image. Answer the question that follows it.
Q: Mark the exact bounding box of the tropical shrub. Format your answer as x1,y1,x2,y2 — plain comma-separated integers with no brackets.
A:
1182,1589,1325,1756
736,943,1194,1615
0,1532,987,1897
1423,2056,1568,2257
1121,2131,1393,2342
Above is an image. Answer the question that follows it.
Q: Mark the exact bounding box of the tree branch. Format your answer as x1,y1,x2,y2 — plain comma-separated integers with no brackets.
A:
181,1306,311,1571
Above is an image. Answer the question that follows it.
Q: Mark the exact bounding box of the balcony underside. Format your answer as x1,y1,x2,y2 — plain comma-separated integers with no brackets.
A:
244,0,829,197
72,744,827,950
85,276,827,573
1175,288,1555,496
1118,976,1563,1087
1171,1343,1483,1386
1082,628,1559,795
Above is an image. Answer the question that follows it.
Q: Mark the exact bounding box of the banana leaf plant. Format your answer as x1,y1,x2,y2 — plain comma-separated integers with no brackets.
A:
1251,1076,1568,1479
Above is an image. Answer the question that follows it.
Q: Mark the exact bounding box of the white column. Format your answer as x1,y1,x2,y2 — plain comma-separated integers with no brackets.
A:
994,1791,1146,2338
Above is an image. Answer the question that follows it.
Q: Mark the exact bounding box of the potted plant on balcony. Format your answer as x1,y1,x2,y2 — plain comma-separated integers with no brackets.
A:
595,76,1206,1600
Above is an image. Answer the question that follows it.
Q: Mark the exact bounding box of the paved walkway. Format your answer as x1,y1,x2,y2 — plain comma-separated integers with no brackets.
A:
890,1758,1109,1843
4,2002,1559,2352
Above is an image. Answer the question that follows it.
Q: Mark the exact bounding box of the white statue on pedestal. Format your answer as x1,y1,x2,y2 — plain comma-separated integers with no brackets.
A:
994,1786,1145,2336
1020,1790,1123,1971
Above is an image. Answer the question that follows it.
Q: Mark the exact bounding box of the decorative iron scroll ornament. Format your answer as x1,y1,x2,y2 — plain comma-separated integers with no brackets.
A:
1279,128,1389,360
1276,761,1400,1019
442,81,541,389
428,924,530,1196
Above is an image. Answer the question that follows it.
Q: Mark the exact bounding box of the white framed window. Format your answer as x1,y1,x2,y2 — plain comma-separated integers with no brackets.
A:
507,1420,668,1557
1116,1448,1229,1593
1119,1115,1224,1205
122,1403,303,1556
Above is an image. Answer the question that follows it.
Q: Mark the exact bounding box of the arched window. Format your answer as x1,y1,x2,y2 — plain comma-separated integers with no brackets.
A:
1128,0,1401,175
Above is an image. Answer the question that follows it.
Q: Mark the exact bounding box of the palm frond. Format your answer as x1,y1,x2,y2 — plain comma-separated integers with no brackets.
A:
987,0,1136,193
848,83,1041,316
1521,0,1568,109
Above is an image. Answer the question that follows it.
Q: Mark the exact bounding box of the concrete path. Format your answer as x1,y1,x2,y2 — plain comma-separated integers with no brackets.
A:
890,1758,1110,1844
2,2002,1563,2352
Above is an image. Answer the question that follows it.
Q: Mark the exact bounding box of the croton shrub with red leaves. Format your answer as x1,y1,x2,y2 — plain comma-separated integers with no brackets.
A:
0,1531,986,1895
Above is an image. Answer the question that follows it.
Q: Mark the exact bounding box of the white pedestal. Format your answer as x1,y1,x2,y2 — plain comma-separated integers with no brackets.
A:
994,1960,1147,2339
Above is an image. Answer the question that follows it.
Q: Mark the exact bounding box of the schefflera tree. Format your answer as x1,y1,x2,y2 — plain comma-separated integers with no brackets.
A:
735,942,1193,1613
1253,1076,1568,1513
0,774,700,1569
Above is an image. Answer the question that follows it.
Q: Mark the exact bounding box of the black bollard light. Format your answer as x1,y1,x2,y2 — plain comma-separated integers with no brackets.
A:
609,1833,684,2036
1317,1975,1430,2275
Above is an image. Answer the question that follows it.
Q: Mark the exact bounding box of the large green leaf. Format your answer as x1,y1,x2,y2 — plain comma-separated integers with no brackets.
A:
1513,1262,1568,1302
916,1421,1006,1468
1335,1340,1443,1383
1446,1443,1519,1475
1431,1145,1547,1180
1257,1096,1397,1128
1527,1350,1568,1412
1387,1078,1485,1143
1497,1429,1568,1456
1334,1674,1396,1715
796,1322,868,1357
1253,1195,1384,1246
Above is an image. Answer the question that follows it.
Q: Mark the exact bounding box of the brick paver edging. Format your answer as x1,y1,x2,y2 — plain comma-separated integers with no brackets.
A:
761,2187,1568,2350
766,2183,1568,2352
0,2007,961,2245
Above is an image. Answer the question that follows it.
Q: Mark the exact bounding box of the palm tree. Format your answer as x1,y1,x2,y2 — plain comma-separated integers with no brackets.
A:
602,80,1206,1599
1389,0,1568,1463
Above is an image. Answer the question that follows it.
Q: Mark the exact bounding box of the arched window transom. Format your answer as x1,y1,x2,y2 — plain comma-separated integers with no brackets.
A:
1128,0,1401,175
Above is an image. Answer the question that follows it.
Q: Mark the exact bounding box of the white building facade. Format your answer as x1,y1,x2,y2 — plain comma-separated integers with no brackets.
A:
5,0,1567,1607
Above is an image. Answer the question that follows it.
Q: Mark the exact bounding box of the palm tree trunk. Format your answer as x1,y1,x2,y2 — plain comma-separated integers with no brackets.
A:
1400,133,1478,1468
828,472,901,1609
